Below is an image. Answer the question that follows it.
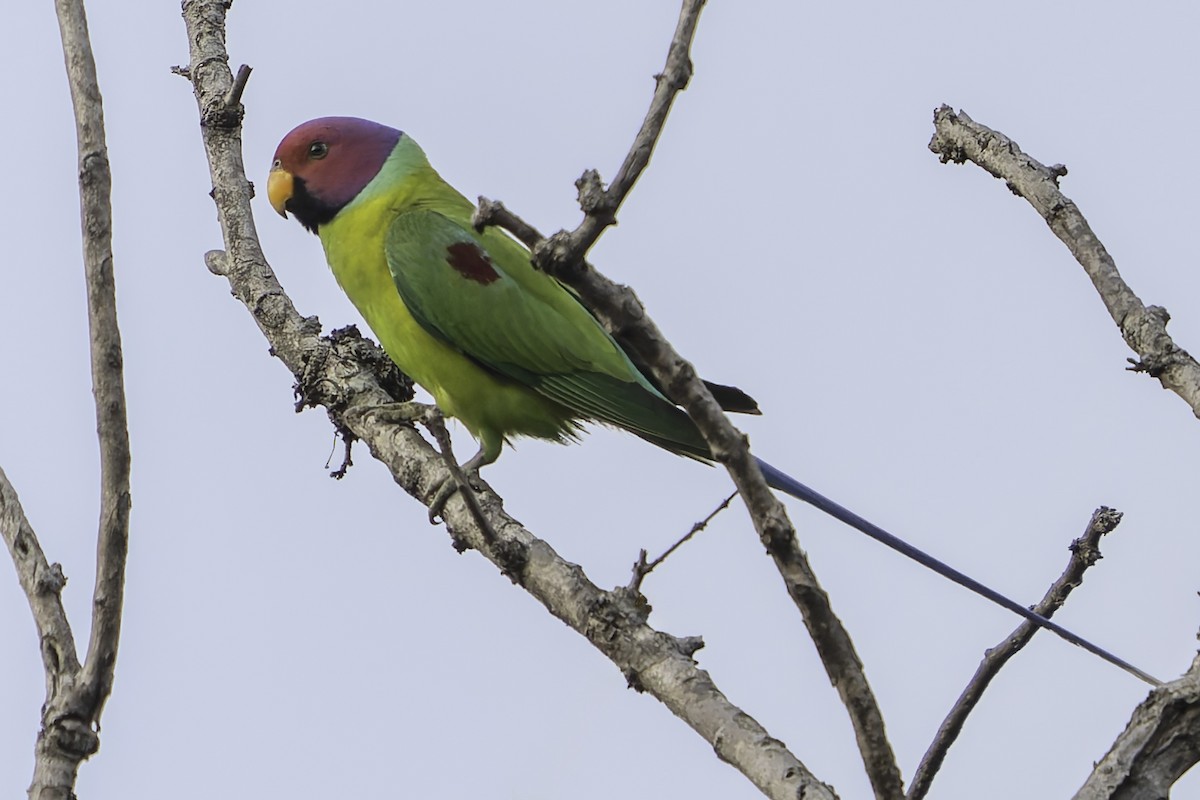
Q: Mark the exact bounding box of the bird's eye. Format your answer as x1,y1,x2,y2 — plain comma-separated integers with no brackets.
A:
272,158,281,169
308,141,329,160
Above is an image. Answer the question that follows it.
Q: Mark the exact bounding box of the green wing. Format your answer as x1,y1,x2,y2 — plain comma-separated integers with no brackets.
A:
384,209,710,459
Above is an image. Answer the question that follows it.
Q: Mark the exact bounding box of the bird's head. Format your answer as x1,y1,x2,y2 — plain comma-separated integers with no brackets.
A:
268,117,403,233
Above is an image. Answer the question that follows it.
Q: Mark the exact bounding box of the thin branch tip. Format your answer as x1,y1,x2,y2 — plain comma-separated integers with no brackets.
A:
630,491,737,592
908,506,1130,800
223,63,252,108
530,0,708,271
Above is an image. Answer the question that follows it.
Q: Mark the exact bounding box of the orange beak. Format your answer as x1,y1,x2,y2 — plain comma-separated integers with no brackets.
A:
267,167,294,218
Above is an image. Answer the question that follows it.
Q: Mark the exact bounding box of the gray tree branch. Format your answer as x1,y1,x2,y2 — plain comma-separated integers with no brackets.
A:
0,469,81,713
545,0,705,265
56,0,132,729
178,1,838,797
1073,655,1200,800
1,1,135,797
929,106,1200,417
907,507,1124,800
2,464,93,800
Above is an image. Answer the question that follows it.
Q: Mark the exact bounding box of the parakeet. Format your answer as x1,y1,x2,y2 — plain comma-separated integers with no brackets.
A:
266,117,1156,684
267,117,755,474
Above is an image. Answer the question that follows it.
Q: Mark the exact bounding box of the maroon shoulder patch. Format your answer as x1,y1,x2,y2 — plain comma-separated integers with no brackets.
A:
446,242,501,285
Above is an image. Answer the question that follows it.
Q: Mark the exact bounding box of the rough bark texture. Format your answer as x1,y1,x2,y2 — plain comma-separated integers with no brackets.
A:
1074,655,1200,800
0,471,86,799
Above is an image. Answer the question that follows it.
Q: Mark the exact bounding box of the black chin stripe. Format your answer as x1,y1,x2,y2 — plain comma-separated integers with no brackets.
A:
288,176,344,234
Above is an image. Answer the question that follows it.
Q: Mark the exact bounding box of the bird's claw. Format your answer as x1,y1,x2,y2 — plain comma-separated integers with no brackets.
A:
427,469,486,524
428,475,458,524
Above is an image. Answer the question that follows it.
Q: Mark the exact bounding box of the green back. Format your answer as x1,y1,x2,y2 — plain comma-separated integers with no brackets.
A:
384,208,712,460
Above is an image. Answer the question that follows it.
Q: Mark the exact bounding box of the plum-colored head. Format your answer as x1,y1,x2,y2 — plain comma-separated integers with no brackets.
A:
268,117,403,233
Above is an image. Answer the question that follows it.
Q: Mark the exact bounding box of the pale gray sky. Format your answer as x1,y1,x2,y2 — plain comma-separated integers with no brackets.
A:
3,2,1199,798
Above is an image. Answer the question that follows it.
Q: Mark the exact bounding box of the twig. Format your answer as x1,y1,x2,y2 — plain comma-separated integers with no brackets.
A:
907,507,1124,800
0,469,96,800
929,106,1200,418
629,491,736,592
223,63,251,108
544,0,704,265
474,197,542,249
328,428,354,480
179,2,836,797
1073,653,1200,800
475,2,904,797
0,468,81,699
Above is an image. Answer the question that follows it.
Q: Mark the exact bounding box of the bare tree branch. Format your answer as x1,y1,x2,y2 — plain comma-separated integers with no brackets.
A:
476,3,903,794
178,1,839,797
908,507,1124,800
56,0,133,729
0,468,81,704
628,490,737,592
543,0,705,265
1073,654,1200,800
1,1,137,797
347,404,840,800
928,105,1200,418
2,466,99,799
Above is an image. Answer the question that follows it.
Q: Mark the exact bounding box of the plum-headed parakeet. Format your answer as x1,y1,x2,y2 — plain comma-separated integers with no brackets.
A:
264,117,1157,684
267,117,756,473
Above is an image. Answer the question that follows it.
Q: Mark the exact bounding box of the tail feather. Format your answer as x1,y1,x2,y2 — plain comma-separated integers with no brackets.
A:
754,458,1161,686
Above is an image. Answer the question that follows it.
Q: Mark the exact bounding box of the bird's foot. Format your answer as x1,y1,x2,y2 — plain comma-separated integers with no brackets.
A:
418,411,492,529
342,401,467,521
345,400,436,428
348,402,494,538
427,442,492,524
427,467,487,524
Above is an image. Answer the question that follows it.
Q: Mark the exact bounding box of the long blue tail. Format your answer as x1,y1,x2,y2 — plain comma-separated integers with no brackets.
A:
754,458,1161,686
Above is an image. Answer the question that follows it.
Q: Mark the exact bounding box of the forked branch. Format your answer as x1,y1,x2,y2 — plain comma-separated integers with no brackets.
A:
1,1,134,797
